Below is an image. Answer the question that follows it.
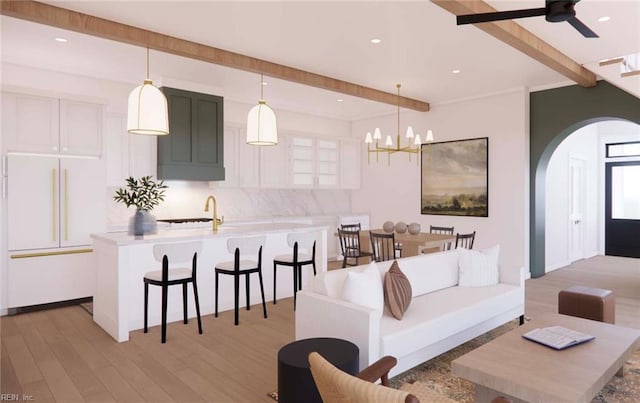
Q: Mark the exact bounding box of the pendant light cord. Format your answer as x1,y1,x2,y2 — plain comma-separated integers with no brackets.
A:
260,73,264,100
397,83,401,141
146,47,150,79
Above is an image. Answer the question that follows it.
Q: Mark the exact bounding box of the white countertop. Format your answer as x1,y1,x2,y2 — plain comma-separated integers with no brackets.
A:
92,222,329,245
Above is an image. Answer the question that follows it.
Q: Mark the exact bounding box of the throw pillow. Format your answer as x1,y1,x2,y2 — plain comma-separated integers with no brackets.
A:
383,260,412,320
341,263,384,316
458,244,500,287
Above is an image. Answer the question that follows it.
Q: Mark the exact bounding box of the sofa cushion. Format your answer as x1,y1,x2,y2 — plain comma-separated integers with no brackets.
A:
311,252,458,299
341,263,384,316
399,250,459,297
383,261,412,320
379,283,521,359
458,244,500,287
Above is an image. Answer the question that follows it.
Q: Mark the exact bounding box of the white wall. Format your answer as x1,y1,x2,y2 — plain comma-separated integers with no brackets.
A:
352,89,529,273
545,124,599,272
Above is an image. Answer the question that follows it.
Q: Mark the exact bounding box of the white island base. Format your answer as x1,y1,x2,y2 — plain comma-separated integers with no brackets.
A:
92,223,327,342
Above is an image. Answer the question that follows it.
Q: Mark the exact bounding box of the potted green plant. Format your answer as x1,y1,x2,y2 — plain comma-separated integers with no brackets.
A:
114,176,168,236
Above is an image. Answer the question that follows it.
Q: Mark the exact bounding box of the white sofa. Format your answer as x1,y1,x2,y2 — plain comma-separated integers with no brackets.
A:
295,249,525,376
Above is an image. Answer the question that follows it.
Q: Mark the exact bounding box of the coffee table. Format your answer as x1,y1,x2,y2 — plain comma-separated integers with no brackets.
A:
452,312,640,403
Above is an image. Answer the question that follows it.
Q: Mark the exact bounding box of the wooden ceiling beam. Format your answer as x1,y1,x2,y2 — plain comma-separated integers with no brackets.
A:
432,0,597,88
0,0,430,112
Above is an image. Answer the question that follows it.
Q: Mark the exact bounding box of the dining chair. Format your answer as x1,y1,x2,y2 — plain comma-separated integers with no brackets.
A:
429,225,454,235
455,231,476,249
340,223,362,232
143,241,203,343
214,235,267,325
273,231,317,309
370,231,398,262
337,227,373,268
430,225,455,251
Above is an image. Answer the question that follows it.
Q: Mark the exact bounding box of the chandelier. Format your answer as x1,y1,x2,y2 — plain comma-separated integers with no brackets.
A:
365,84,433,165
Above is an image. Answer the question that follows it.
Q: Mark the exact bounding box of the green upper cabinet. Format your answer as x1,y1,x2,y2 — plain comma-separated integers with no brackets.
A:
158,87,225,181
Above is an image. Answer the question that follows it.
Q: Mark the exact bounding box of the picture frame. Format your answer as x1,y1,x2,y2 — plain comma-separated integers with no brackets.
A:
421,137,488,217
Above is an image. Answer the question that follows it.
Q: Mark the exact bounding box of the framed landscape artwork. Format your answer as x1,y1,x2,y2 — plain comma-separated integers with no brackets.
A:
421,137,488,217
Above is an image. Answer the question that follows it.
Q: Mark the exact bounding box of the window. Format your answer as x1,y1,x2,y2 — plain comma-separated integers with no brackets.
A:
611,164,640,219
606,141,640,158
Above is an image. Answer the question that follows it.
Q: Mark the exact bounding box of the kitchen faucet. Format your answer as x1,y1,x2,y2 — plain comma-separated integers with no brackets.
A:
204,195,224,231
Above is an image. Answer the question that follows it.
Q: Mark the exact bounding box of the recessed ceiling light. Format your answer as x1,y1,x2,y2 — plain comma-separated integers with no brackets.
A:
597,16,610,22
337,99,344,103
261,81,268,86
54,37,68,43
370,38,381,44
452,69,461,74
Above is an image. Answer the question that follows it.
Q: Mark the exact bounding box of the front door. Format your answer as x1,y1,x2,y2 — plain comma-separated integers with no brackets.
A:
605,161,640,258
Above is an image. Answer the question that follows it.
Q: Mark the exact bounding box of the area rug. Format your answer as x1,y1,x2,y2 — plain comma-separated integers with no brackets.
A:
268,319,640,402
388,319,640,402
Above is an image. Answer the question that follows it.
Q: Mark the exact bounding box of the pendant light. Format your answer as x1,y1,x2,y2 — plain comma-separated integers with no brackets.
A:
127,47,169,136
246,73,278,145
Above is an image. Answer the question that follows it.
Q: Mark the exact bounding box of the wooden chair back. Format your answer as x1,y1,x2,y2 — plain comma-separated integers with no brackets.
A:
340,223,362,232
455,231,476,249
429,226,455,251
337,228,362,257
370,232,396,262
429,225,454,235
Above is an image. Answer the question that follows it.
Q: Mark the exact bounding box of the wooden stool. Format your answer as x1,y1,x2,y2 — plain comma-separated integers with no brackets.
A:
558,285,615,324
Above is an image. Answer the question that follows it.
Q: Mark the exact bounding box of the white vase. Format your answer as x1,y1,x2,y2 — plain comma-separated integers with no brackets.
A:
383,221,395,233
395,221,408,233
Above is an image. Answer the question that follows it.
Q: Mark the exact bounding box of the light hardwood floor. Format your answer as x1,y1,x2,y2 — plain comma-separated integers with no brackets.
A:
1,255,638,402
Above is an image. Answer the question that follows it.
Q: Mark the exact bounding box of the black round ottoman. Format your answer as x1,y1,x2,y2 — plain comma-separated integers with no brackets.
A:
277,337,359,403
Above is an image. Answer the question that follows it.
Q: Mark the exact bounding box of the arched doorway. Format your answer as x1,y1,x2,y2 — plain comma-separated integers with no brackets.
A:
544,120,640,273
530,81,640,278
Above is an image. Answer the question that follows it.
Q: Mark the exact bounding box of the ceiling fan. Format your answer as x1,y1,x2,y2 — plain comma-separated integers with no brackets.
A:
457,0,599,38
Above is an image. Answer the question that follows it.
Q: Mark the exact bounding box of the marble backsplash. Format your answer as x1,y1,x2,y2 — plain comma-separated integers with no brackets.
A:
107,181,352,227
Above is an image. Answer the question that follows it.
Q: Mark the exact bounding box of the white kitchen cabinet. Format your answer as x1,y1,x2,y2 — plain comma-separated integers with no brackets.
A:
220,126,259,188
2,92,59,154
7,154,105,308
260,134,289,188
59,100,102,156
8,155,106,251
290,136,338,189
105,113,156,186
8,251,95,309
2,92,102,156
339,138,361,189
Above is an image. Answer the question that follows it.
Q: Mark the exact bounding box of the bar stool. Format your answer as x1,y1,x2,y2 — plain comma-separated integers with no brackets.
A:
214,236,267,326
273,231,317,309
143,241,203,343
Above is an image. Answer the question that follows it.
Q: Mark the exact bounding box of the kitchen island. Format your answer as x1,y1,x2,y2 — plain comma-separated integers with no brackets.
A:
91,223,328,342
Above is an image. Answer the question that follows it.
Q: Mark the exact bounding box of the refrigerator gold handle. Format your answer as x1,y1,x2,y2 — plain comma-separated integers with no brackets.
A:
64,169,68,241
52,169,57,241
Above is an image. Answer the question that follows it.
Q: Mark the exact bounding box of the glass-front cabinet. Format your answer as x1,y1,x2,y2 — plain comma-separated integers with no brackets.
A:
290,136,338,188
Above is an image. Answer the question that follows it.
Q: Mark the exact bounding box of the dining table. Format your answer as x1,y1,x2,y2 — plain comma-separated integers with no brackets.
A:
355,229,455,257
